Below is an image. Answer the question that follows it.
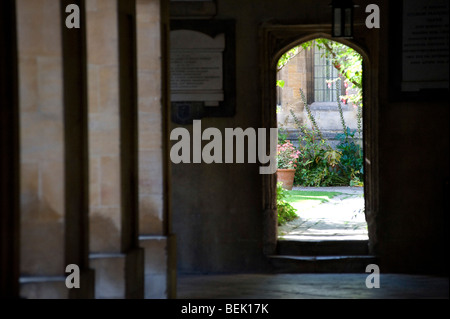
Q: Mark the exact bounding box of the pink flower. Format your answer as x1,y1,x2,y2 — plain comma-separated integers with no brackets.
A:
277,140,300,169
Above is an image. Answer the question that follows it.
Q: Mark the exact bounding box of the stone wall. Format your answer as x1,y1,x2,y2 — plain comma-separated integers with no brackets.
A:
170,0,449,276
15,0,172,299
277,49,308,114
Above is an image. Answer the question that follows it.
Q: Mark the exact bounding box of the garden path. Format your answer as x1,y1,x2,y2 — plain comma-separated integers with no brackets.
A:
278,186,368,241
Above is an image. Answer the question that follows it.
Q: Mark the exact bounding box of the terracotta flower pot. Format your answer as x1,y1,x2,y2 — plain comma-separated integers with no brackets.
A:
277,168,296,190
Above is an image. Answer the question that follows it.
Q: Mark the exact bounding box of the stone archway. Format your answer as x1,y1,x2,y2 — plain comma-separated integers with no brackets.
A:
260,24,379,257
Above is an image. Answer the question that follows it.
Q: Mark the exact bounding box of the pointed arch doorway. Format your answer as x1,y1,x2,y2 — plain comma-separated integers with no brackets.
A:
260,24,379,261
276,37,366,241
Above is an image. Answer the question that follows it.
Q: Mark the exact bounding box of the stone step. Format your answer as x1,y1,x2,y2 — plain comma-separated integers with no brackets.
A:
269,255,377,273
277,240,369,256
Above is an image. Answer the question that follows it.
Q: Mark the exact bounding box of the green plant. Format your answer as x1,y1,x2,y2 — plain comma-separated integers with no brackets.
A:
276,79,285,88
277,47,301,70
290,107,343,186
278,127,288,145
335,78,348,136
299,88,324,140
277,140,300,169
335,127,363,185
276,182,297,225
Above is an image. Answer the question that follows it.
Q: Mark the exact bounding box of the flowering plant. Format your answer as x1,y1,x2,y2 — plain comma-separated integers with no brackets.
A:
277,140,301,169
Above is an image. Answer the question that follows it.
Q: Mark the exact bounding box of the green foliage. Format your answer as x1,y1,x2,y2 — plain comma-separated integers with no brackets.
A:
335,78,348,134
276,80,285,88
276,182,298,226
293,127,344,187
335,128,364,185
277,47,300,70
278,127,288,144
312,38,362,92
299,88,323,140
290,119,363,187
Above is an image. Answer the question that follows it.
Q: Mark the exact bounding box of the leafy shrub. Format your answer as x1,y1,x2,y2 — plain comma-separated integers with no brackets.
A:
335,127,363,185
276,182,297,225
290,109,343,186
292,125,363,187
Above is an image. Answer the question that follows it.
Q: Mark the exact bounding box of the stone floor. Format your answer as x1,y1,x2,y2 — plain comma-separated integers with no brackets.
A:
278,186,368,241
177,273,449,299
177,187,449,300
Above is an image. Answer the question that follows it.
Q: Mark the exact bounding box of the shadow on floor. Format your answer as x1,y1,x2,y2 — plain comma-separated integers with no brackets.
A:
177,273,449,299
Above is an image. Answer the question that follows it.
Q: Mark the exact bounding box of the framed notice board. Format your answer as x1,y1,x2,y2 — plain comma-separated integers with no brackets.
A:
389,0,449,101
170,19,236,124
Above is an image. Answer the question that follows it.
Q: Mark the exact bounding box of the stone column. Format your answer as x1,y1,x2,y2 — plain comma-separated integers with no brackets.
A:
86,0,128,299
17,0,68,298
136,0,175,299
87,0,145,299
17,0,95,298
